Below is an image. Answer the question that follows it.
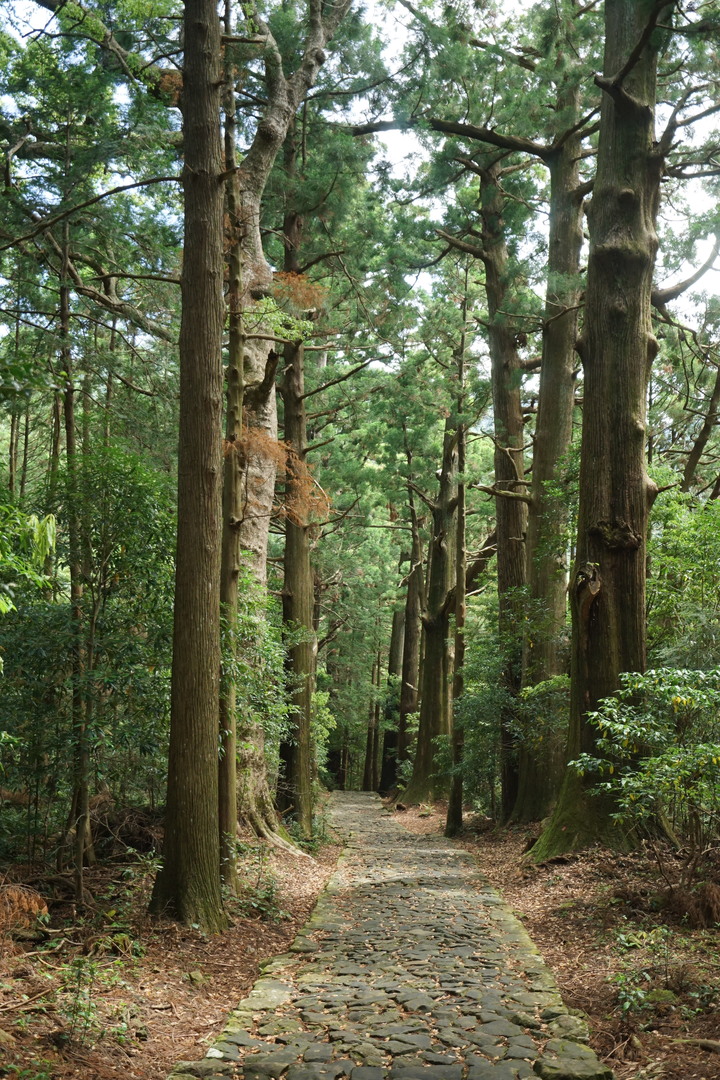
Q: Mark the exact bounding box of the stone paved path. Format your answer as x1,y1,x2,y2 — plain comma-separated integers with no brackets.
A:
170,792,613,1080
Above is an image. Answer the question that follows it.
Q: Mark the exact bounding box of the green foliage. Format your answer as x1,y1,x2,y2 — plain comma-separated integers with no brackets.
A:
572,668,720,879
247,296,316,344
515,675,570,749
648,491,720,667
0,507,55,615
311,690,336,780
0,448,174,857
232,840,289,921
59,956,102,1046
612,967,655,1016
223,578,292,753
3,1061,56,1080
287,805,331,854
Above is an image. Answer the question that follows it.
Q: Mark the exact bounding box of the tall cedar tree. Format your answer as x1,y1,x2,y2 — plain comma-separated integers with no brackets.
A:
217,0,352,850
532,0,673,860
149,0,226,931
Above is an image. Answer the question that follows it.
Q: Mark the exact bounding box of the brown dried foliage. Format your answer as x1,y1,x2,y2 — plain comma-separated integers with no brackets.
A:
273,272,327,313
0,885,48,932
223,424,329,526
284,446,329,526
666,881,720,928
223,210,247,255
157,70,182,105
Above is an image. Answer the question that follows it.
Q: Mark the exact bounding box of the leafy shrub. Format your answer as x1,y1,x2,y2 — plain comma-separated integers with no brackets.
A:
516,674,570,748
573,668,720,886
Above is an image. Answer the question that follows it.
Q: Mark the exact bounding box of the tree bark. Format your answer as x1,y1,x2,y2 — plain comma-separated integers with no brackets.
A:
398,447,424,766
446,299,468,838
379,607,406,793
532,0,670,860
149,0,226,931
362,654,381,791
231,0,353,571
60,244,92,903
681,362,720,492
280,339,317,838
220,2,349,843
402,419,458,805
512,86,584,823
480,161,528,820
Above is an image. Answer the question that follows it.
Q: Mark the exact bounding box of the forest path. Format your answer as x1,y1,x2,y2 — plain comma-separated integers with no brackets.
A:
169,792,613,1080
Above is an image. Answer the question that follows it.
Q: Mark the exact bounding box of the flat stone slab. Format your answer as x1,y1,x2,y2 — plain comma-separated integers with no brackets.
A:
167,793,614,1080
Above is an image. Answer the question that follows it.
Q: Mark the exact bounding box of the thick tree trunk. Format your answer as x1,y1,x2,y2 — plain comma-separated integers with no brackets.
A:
213,0,350,848
362,655,380,791
280,338,316,839
445,470,466,835
402,420,458,805
447,288,468,837
149,0,226,931
275,180,319,839
398,459,424,766
481,162,528,820
61,265,92,904
218,1,242,893
219,104,283,856
379,607,406,793
512,92,584,824
532,0,669,860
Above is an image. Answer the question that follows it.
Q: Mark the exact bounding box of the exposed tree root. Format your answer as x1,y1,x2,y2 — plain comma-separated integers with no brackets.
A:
673,1039,720,1054
245,813,313,859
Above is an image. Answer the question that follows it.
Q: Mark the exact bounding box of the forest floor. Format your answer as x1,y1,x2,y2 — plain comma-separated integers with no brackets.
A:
1,800,719,1080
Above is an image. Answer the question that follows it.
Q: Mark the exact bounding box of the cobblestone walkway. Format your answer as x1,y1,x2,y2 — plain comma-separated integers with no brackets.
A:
170,792,613,1080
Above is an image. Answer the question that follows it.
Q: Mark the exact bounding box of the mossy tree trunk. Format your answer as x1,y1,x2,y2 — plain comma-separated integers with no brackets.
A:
218,0,243,892
220,0,350,848
398,459,424,767
446,293,468,837
362,654,381,791
280,336,316,838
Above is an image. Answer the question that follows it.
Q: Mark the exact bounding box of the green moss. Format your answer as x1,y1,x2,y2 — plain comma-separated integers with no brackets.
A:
529,770,631,862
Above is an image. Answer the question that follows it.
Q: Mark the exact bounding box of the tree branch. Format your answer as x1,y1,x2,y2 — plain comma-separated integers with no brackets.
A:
652,234,720,307
428,118,551,161
350,118,415,137
466,38,538,72
408,480,437,513
34,0,172,94
435,229,487,263
300,359,374,401
0,176,179,255
474,482,532,504
42,231,176,342
608,0,675,89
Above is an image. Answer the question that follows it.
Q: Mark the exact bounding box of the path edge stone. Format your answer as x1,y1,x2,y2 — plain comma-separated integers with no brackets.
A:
165,823,354,1079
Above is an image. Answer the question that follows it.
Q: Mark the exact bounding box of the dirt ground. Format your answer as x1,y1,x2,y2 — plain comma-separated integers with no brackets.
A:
1,802,719,1080
0,833,341,1080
